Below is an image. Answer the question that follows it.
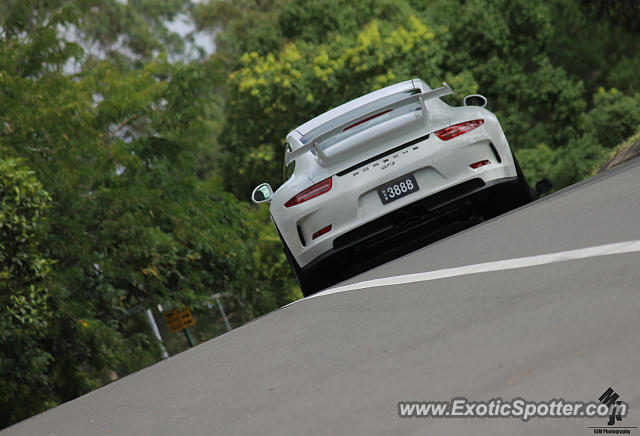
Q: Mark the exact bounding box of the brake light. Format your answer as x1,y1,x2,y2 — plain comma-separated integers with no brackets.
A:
435,119,484,141
344,109,392,131
284,177,332,207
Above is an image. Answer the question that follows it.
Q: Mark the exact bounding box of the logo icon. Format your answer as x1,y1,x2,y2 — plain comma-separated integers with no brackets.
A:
599,387,623,426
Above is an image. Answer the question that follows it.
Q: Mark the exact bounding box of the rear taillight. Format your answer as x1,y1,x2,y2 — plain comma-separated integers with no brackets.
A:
284,177,332,208
434,119,484,141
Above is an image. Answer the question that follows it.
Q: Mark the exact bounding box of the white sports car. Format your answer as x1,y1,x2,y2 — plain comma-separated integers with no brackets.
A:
252,79,533,296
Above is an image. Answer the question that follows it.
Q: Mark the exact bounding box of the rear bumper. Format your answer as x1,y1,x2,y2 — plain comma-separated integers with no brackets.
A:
300,176,518,274
271,117,518,268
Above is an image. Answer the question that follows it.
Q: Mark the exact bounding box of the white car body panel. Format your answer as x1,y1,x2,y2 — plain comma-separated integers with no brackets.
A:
267,79,519,270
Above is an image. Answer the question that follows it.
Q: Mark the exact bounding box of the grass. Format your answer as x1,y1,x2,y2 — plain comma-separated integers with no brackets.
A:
591,129,640,175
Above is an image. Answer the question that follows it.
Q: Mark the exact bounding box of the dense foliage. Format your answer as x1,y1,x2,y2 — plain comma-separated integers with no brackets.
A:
215,0,640,195
0,0,296,427
1,0,639,428
0,159,54,425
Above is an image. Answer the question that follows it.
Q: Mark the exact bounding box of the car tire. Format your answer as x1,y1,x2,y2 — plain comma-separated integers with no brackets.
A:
512,152,536,206
278,232,324,297
481,151,534,219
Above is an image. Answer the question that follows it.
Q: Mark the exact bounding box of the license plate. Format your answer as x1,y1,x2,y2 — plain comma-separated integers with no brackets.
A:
376,174,419,205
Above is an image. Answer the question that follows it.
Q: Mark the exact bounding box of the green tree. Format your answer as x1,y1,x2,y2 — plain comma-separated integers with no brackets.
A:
220,14,458,196
216,0,639,195
1,0,297,427
518,88,640,188
0,159,54,426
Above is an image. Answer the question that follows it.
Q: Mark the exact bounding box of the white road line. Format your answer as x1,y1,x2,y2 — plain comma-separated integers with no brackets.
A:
309,239,640,299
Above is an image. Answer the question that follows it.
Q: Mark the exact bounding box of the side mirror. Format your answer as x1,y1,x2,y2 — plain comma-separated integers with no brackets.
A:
535,178,553,196
463,94,487,108
251,183,274,204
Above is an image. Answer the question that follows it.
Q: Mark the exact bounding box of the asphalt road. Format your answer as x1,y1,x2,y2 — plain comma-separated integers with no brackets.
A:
5,159,640,436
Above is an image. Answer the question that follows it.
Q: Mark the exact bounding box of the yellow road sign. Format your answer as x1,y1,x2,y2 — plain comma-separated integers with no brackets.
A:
163,307,195,333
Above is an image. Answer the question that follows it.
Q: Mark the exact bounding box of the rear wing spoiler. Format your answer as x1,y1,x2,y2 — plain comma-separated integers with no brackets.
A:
286,82,453,165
